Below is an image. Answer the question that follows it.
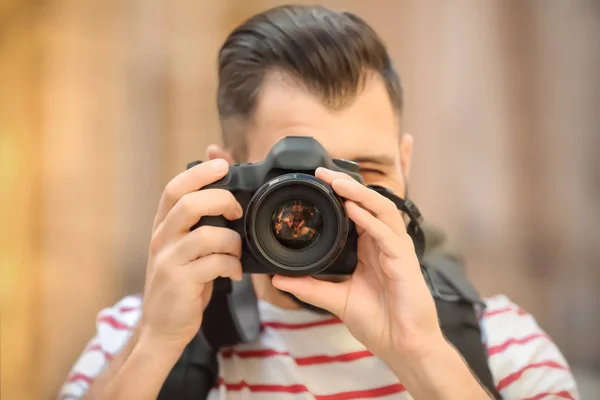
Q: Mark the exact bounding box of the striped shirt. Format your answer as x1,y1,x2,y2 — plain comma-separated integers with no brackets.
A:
59,294,578,399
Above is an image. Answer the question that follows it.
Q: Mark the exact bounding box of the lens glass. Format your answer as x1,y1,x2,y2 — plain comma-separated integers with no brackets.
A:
271,199,323,250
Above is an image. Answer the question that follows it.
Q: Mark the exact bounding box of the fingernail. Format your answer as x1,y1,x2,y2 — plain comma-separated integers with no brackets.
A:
210,158,228,172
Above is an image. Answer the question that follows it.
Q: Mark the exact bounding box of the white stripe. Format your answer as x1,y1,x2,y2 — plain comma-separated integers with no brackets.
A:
96,324,132,353
70,351,107,377
483,314,541,347
218,353,401,395
253,325,365,358
58,382,86,399
484,294,514,311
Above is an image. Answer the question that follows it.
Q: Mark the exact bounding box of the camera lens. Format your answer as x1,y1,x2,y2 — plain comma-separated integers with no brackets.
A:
245,173,352,276
271,199,323,250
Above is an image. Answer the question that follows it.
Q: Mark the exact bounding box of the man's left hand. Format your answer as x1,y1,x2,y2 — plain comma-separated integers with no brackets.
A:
272,168,489,399
272,167,443,363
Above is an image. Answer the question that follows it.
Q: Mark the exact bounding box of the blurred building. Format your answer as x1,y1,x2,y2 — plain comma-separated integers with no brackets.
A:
2,0,599,399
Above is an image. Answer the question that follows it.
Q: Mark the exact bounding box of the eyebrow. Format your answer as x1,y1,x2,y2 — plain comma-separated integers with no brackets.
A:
351,155,395,167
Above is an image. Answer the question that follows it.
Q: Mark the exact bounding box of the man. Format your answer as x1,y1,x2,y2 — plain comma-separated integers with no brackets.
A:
60,5,578,400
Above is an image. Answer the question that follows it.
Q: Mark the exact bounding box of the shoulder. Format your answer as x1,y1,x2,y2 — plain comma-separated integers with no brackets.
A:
93,294,142,352
59,295,142,399
481,294,579,399
480,294,548,355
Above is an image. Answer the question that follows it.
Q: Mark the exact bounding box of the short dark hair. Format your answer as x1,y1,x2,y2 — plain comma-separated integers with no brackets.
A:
217,4,403,162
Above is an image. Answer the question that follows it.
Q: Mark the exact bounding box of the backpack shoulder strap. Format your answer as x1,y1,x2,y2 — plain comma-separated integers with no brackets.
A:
158,274,260,400
157,330,218,400
421,227,501,398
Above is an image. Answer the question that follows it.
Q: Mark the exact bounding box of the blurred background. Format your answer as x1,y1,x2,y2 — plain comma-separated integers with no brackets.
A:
2,0,599,399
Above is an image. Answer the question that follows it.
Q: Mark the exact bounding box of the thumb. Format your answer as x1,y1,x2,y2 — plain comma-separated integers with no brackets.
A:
271,275,349,317
205,144,235,165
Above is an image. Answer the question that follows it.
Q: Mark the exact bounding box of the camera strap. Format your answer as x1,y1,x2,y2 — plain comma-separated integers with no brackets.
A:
367,185,426,261
356,187,501,398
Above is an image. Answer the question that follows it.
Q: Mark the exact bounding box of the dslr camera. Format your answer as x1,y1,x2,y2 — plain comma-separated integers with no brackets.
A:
187,136,362,276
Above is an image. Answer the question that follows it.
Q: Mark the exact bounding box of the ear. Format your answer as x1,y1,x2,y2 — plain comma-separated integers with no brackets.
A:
399,133,414,178
205,144,235,165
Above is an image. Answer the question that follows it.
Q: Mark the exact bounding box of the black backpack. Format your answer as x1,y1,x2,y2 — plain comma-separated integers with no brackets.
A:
158,195,502,399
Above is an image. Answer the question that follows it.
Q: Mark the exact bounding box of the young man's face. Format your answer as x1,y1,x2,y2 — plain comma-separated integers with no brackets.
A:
245,71,413,198
241,71,414,309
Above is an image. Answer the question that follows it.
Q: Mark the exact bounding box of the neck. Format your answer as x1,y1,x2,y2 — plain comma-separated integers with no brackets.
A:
251,274,301,309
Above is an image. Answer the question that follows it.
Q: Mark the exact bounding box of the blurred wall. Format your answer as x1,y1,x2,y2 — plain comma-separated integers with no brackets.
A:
2,0,599,399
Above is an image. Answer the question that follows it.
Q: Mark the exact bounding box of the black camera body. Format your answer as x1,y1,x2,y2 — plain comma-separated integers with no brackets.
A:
188,136,363,276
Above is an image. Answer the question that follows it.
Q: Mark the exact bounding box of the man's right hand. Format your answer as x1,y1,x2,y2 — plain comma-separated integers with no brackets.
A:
140,157,244,351
81,150,243,400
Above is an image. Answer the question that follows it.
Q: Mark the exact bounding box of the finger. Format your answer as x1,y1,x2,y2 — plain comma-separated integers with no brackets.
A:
317,168,405,236
171,226,242,265
187,253,243,283
316,168,365,234
271,275,349,317
153,158,230,231
332,179,405,236
345,200,407,258
206,144,235,165
159,189,243,240
315,167,355,185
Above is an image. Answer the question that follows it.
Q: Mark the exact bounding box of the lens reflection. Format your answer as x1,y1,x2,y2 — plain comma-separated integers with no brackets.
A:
271,199,323,250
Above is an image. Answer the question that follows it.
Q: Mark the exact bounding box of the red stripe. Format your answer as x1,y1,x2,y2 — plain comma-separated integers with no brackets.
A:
218,380,405,399
221,348,373,365
86,343,113,360
484,306,526,318
296,350,373,365
118,306,140,313
97,315,131,330
67,373,93,385
221,380,309,393
262,317,342,330
315,383,405,400
487,333,547,356
213,377,225,389
485,307,512,317
497,361,568,391
523,391,575,400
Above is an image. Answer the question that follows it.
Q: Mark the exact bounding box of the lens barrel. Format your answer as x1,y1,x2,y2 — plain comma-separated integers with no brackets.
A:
245,173,349,275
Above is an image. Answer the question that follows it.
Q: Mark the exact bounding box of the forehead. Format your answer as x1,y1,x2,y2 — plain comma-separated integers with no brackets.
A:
245,72,400,163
